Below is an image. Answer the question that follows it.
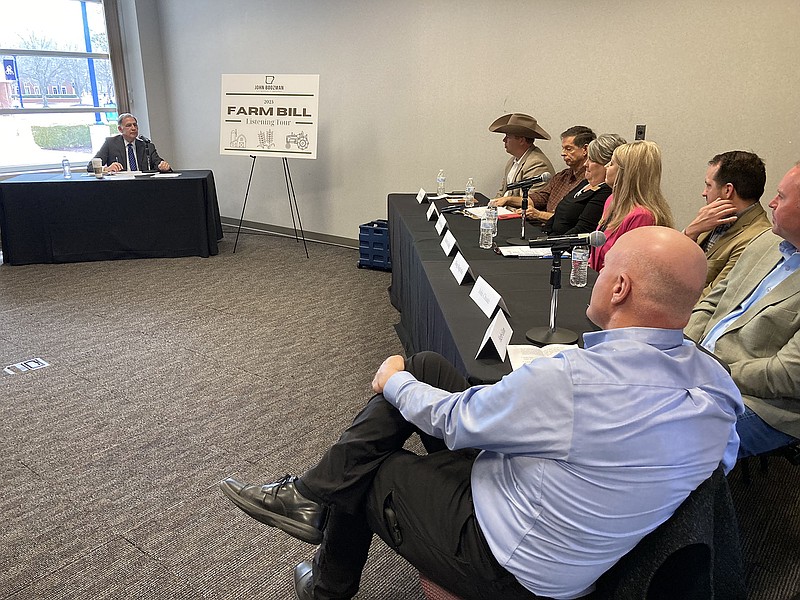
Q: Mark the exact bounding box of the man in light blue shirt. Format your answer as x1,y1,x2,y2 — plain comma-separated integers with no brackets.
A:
221,227,742,600
686,162,800,457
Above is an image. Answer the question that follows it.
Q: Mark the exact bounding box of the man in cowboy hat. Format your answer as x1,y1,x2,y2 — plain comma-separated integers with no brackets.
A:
489,113,555,197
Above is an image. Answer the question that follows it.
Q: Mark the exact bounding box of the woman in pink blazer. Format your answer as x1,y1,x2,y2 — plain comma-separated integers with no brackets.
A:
590,141,674,271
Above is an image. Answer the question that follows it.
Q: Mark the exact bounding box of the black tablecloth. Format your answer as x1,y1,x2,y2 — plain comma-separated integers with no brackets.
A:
0,170,223,265
388,193,598,384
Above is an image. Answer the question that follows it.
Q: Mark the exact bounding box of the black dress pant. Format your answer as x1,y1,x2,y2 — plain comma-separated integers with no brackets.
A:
297,352,540,600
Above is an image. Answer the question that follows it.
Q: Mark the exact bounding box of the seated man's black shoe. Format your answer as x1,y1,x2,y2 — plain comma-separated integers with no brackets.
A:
219,475,327,544
294,561,314,600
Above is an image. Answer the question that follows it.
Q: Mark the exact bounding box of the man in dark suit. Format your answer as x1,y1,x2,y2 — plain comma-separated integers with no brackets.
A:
86,113,171,173
686,161,800,457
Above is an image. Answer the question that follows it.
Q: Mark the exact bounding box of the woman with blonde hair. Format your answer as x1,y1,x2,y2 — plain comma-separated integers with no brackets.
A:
589,140,674,271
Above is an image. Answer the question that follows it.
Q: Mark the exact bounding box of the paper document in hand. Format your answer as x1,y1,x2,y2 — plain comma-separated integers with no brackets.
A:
507,343,578,370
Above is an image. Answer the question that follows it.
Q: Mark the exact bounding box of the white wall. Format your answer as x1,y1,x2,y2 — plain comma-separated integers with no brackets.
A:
123,0,800,241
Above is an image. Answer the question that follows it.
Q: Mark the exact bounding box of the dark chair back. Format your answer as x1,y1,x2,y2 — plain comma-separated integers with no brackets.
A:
593,466,745,599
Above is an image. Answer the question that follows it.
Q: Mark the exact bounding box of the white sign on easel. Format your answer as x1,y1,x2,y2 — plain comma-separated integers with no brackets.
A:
220,74,319,159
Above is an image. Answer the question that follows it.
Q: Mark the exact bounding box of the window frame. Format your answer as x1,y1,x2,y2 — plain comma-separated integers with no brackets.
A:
0,0,129,174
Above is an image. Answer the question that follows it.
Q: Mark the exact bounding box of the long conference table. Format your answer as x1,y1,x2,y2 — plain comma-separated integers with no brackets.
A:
0,170,223,266
388,193,598,384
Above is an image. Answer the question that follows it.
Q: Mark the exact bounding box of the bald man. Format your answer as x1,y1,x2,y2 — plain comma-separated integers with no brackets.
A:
220,228,743,600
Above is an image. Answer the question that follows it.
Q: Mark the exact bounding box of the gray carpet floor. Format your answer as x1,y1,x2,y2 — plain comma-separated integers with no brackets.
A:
0,230,418,599
1,228,798,599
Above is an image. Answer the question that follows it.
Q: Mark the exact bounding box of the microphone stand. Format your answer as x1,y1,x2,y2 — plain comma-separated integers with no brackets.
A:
525,242,580,345
505,185,532,246
144,140,151,171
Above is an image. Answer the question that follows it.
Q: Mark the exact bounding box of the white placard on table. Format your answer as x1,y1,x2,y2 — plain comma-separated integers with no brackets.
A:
435,214,447,235
416,188,427,203
476,310,513,361
426,203,438,221
449,252,473,284
469,276,509,319
441,230,457,256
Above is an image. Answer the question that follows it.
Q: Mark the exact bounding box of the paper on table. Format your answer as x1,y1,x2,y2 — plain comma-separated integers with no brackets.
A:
496,246,557,258
465,206,516,219
153,173,181,178
106,171,141,179
507,343,578,370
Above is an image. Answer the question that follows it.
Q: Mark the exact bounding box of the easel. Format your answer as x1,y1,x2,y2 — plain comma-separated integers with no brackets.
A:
233,155,309,258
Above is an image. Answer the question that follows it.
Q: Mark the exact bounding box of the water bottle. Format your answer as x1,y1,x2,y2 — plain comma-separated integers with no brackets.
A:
479,217,494,249
61,155,71,179
464,177,476,208
570,245,590,287
436,169,446,196
485,199,498,237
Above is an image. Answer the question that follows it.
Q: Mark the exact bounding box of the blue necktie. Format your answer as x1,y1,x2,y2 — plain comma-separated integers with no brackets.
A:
127,143,137,171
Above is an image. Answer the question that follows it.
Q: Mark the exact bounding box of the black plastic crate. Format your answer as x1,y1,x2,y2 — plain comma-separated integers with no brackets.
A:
358,219,392,271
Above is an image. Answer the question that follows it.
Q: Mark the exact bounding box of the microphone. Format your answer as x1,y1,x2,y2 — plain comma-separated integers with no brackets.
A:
528,230,607,249
138,135,152,144
506,172,552,191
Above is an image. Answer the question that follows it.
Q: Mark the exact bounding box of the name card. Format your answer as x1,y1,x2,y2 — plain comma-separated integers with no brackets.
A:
476,309,512,361
469,275,509,318
435,213,447,235
416,188,427,204
441,230,457,256
449,252,473,284
426,202,438,221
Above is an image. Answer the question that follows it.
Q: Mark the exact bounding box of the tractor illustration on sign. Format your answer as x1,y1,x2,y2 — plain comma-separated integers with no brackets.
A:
285,131,309,151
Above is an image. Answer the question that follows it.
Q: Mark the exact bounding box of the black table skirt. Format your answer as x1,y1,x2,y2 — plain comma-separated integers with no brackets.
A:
0,170,223,265
388,194,598,384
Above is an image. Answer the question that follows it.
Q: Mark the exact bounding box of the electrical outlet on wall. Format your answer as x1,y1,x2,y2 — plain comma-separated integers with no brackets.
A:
635,124,646,140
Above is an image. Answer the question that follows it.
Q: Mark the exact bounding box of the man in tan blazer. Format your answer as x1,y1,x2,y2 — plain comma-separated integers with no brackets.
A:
489,113,555,198
683,151,772,299
685,162,800,457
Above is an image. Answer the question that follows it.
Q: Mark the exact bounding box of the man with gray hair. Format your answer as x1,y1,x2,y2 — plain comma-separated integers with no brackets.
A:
496,125,596,215
86,113,171,173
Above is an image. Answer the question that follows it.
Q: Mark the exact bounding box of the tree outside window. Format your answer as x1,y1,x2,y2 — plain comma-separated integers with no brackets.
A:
0,0,121,173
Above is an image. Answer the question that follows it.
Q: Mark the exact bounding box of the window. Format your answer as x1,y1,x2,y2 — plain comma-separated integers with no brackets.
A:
0,0,125,174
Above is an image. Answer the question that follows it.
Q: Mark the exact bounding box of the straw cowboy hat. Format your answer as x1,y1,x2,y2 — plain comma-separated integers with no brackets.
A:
489,113,551,140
